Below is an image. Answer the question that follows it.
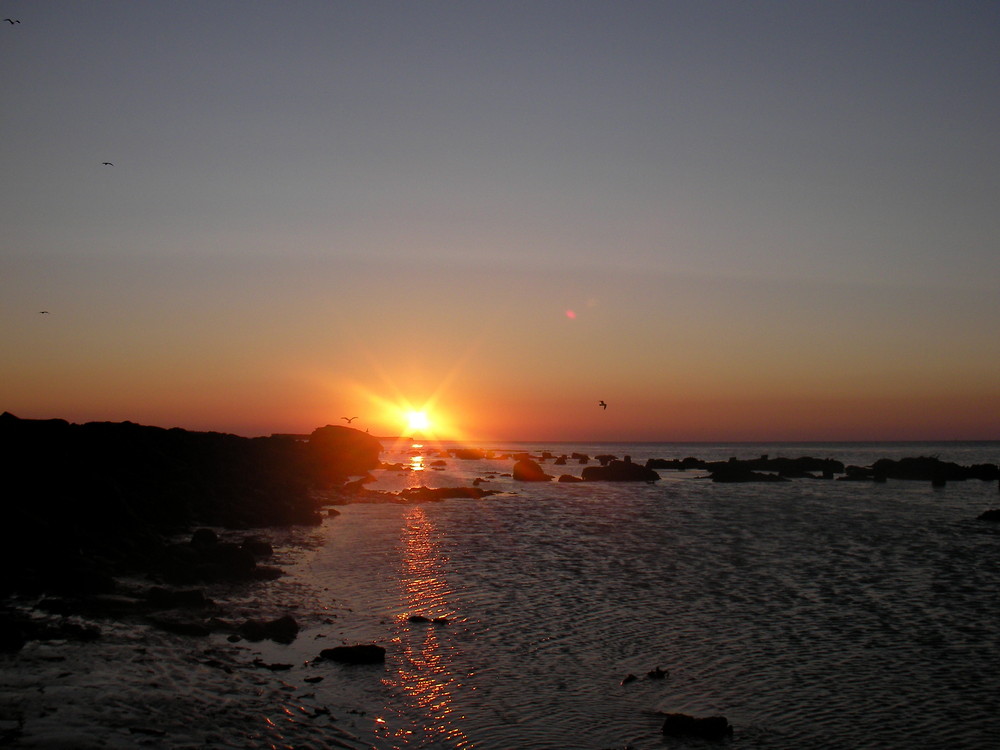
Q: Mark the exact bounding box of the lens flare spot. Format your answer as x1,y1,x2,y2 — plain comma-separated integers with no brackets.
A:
565,309,576,320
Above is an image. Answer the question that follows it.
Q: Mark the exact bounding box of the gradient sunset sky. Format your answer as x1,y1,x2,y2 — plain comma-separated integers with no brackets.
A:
2,1,998,441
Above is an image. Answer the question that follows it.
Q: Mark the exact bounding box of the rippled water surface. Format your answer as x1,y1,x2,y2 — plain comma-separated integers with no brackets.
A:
294,442,1000,749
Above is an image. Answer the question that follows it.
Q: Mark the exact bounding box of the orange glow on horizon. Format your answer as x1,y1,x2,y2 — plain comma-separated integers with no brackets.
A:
344,380,473,443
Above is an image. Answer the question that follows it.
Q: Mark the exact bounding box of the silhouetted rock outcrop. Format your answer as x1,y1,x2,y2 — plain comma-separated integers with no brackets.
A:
582,457,660,482
0,412,381,596
308,424,383,485
871,457,998,482
513,458,552,482
450,448,486,460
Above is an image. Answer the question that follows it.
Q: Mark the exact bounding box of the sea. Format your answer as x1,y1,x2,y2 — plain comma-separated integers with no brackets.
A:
4,441,1000,749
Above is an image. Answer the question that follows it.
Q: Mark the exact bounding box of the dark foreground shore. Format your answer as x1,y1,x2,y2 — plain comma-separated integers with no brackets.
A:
3,416,1000,747
0,412,384,599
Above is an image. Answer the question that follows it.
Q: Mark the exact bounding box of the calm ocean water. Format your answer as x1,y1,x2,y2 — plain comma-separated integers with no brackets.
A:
284,441,1000,750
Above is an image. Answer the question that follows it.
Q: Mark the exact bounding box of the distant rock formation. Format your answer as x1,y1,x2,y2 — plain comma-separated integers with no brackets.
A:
582,457,660,482
871,456,999,482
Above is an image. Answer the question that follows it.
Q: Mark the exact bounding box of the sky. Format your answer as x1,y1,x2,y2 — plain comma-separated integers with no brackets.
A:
2,0,999,441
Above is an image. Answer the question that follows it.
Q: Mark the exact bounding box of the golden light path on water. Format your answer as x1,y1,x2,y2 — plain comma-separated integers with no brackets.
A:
375,505,472,748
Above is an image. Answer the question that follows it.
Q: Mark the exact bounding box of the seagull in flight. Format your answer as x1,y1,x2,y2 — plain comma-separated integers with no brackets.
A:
4,19,21,24
39,311,50,314
341,416,359,424
598,400,607,410
101,162,114,166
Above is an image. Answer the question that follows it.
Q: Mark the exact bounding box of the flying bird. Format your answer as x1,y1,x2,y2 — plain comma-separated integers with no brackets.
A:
599,401,607,410
3,19,20,24
39,311,50,314
341,416,358,424
101,162,114,166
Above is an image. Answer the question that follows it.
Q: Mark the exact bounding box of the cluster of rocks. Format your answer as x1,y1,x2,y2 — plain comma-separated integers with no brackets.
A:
619,662,733,739
839,456,1000,485
644,453,999,486
0,526,304,651
513,455,661,483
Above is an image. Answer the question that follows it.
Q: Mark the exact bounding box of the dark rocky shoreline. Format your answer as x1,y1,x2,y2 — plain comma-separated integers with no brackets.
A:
0,411,381,597
4,412,998,652
0,411,386,656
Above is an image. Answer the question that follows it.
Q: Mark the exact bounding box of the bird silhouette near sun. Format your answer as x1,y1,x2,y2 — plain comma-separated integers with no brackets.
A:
599,400,607,410
341,416,358,424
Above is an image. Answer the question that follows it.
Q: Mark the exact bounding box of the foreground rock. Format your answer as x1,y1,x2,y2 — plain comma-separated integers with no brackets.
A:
319,643,386,664
661,712,733,740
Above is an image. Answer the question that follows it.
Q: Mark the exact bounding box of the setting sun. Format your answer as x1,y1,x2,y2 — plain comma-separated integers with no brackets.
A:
405,411,431,432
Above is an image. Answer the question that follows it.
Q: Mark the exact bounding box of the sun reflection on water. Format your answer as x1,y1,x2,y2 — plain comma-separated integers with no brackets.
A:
374,506,472,748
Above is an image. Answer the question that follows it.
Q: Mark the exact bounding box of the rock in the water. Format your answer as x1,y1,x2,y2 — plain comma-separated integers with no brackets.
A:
977,508,1000,522
319,643,386,664
581,458,660,482
513,459,552,482
661,712,733,740
238,615,299,643
308,425,383,484
264,614,299,643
